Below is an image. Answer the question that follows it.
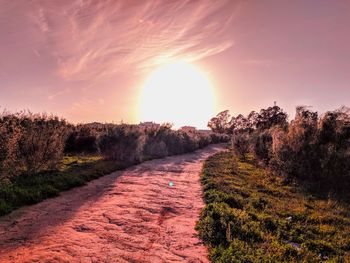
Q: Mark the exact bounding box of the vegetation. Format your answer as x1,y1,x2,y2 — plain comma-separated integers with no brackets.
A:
270,106,350,197
0,156,119,216
197,151,350,262
0,112,69,179
208,105,350,198
0,110,229,216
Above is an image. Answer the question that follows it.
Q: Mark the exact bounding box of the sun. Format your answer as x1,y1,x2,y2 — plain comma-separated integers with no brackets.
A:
139,61,216,129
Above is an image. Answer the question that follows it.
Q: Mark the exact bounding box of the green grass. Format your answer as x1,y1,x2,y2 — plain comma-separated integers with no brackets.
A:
196,151,350,262
0,155,123,216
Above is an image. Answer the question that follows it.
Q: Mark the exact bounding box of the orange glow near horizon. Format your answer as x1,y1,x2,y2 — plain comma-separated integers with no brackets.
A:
138,61,216,129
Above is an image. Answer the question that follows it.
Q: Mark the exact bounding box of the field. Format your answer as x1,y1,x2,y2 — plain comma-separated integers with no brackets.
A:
197,151,350,262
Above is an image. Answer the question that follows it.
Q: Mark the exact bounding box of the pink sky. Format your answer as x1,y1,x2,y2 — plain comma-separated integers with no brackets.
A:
1,0,350,127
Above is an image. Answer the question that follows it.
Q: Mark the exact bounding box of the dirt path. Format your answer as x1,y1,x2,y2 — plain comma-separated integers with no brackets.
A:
0,144,225,263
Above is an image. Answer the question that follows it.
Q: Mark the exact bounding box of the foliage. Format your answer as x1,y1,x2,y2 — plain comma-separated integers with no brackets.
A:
271,106,350,196
0,156,120,216
197,151,350,262
252,129,273,165
211,104,350,197
232,132,250,160
229,113,257,134
210,133,230,144
64,124,99,154
98,124,145,164
208,110,232,134
0,112,68,179
255,105,288,130
207,105,288,135
0,110,228,216
0,114,21,180
98,123,228,163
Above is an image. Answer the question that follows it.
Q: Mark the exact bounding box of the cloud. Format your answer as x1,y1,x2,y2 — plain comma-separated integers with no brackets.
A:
47,88,70,100
27,0,238,80
34,8,50,33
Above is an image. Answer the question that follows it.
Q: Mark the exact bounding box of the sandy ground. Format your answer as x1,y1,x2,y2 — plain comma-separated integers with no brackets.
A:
0,144,225,263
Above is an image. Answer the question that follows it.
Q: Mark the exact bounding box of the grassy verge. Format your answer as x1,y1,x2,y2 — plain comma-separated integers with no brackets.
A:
196,151,350,262
0,155,123,216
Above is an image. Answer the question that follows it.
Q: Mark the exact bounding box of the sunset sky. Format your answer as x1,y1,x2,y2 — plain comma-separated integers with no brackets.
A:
1,0,349,128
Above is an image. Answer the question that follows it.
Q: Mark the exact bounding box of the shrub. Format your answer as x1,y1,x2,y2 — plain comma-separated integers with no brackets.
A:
232,132,250,160
210,104,350,196
271,106,350,195
143,139,168,159
16,113,68,175
143,125,176,158
210,133,230,144
198,133,212,148
182,132,199,152
64,125,98,154
252,129,273,165
163,131,185,155
0,112,68,177
0,114,21,181
98,125,145,164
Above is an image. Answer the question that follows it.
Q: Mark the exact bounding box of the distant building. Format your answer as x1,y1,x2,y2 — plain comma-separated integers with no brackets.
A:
139,121,160,129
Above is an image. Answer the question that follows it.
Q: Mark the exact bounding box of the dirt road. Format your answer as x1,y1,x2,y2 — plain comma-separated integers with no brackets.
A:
0,144,225,263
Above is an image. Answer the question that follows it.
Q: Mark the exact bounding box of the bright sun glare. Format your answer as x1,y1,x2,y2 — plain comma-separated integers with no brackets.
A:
139,61,216,129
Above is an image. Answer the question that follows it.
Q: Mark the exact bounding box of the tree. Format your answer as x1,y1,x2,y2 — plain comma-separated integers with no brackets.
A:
256,105,288,130
229,114,255,134
208,110,231,134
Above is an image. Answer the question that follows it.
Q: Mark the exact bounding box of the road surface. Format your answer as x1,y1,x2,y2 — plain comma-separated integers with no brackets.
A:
0,144,225,263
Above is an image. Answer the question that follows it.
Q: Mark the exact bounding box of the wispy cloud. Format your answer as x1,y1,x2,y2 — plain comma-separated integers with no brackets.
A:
27,0,238,80
47,88,71,101
34,8,50,33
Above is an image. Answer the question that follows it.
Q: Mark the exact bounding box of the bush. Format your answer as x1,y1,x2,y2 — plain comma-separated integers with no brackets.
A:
98,125,145,164
0,112,68,178
271,107,320,179
1,110,227,183
210,133,230,144
221,104,350,196
16,113,68,175
162,131,185,155
143,140,168,159
142,125,227,159
198,133,212,148
0,114,21,181
271,106,350,195
64,125,98,154
143,125,177,158
232,132,250,160
252,129,273,165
